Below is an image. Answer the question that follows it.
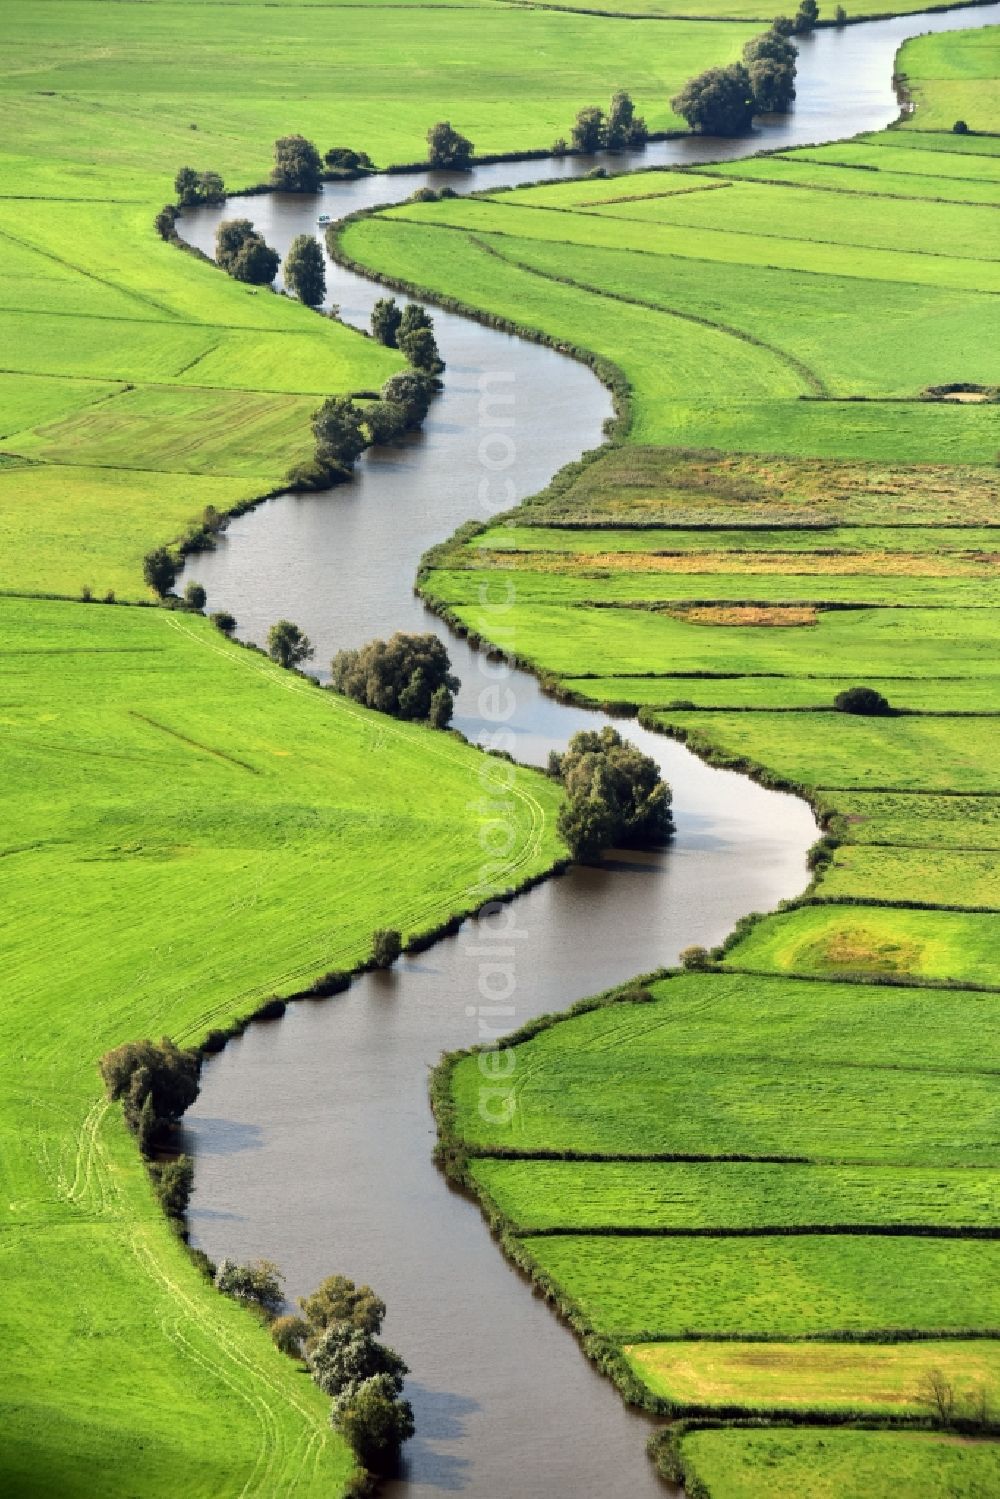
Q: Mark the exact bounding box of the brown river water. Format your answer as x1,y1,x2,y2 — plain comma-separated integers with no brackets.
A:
177,8,998,1491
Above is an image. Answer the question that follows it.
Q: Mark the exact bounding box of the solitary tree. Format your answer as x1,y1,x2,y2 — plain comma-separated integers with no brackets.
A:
215,1258,285,1319
142,546,177,597
312,395,367,468
834,4,847,22
794,0,819,30
216,218,255,269
571,105,605,153
671,64,756,136
399,324,444,375
267,619,314,670
271,135,323,192
184,580,207,611
333,1375,415,1475
174,166,201,205
834,685,891,716
155,203,178,239
918,1368,957,1428
426,121,474,168
284,234,326,306
550,726,674,862
953,118,969,134
371,296,403,347
299,1274,386,1337
229,234,279,285
398,303,433,340
211,609,237,636
605,90,648,149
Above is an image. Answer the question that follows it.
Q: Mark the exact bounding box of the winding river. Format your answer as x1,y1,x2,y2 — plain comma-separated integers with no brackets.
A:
178,7,998,1492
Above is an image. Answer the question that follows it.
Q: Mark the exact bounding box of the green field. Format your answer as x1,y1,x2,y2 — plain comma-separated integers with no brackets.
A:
627,1340,1000,1414
678,1428,1000,1498
524,1233,1000,1337
0,595,563,1494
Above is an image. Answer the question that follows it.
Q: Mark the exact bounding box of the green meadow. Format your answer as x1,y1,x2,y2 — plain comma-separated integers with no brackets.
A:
678,1428,1000,1498
0,596,563,1495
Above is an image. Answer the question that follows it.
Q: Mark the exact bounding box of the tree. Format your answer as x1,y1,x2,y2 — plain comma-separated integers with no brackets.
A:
271,1315,311,1357
284,234,326,307
215,1258,285,1319
380,372,435,429
229,234,279,286
142,546,176,597
371,297,403,347
211,609,237,636
267,619,314,670
833,685,891,716
772,13,797,33
308,1324,407,1398
426,120,473,169
271,134,323,192
834,4,847,22
99,1036,201,1134
680,945,712,971
671,64,755,136
151,1156,194,1218
747,57,796,112
743,29,797,64
174,167,225,206
299,1274,386,1337
324,147,372,172
371,929,402,968
918,1368,957,1427
550,726,674,862
428,684,454,729
571,105,605,153
331,632,459,724
198,170,225,203
398,302,433,340
333,1375,415,1475
794,0,819,30
312,395,367,468
364,400,408,445
953,118,969,134
605,91,648,150
184,581,207,611
216,218,256,271
399,325,444,375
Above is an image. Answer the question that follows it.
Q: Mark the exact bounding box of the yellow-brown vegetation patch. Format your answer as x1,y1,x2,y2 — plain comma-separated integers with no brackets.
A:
668,604,818,627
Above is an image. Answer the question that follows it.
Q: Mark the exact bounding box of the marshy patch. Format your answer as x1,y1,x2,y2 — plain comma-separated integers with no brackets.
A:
667,604,819,628
922,383,999,405
807,926,923,974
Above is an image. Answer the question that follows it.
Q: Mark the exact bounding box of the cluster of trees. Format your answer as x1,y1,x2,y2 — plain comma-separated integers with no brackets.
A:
549,726,674,861
271,134,324,192
173,167,226,206
370,298,444,375
331,632,459,728
426,121,474,168
215,217,281,285
291,368,438,489
98,1037,200,1217
324,146,374,174
671,12,811,135
917,1367,995,1431
565,91,648,155
217,1269,414,1476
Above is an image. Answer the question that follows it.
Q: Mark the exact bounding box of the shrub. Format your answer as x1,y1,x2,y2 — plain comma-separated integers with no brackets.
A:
426,120,473,168
284,234,326,307
155,204,178,240
174,167,225,206
299,1275,387,1337
370,297,402,348
150,1155,194,1218
80,584,93,602
332,1375,415,1475
551,137,568,156
311,394,367,469
184,581,207,611
794,0,819,30
331,632,459,725
364,400,408,445
953,118,969,134
834,685,891,716
271,1314,311,1357
398,303,432,340
215,1258,285,1318
398,325,444,375
323,147,372,173
271,134,323,192
211,609,237,636
671,65,755,136
772,13,796,33
680,945,712,971
834,4,847,21
142,546,177,597
371,929,402,969
267,619,314,670
380,371,435,429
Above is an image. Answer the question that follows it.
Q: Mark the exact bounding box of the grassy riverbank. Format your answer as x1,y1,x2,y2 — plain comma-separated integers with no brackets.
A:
343,25,1000,1495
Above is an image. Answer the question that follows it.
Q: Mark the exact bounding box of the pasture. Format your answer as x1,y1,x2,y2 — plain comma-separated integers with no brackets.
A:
0,595,562,1494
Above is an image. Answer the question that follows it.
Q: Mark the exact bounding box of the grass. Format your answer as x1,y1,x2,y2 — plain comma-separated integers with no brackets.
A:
0,595,564,1495
450,972,1000,1164
824,791,1000,848
723,904,1000,984
899,27,1000,133
819,846,1000,907
678,1428,1000,1498
626,1339,1000,1414
523,1233,1000,1337
471,1158,1000,1230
